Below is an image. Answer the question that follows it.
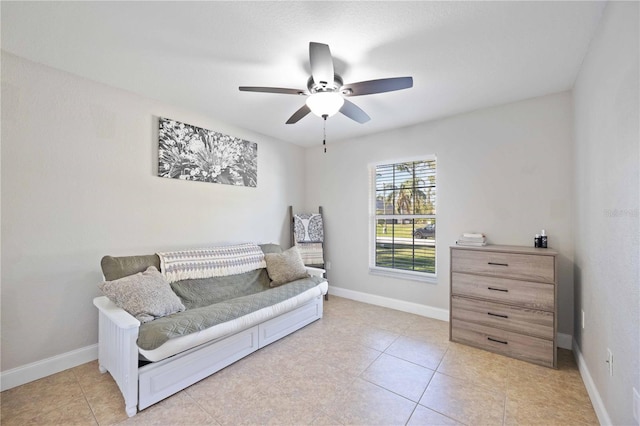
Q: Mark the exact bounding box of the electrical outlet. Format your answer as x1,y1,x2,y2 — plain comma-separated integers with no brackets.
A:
606,348,613,376
633,387,639,423
582,310,585,329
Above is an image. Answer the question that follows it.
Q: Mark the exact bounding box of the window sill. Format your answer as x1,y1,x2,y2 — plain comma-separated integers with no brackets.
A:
369,267,437,284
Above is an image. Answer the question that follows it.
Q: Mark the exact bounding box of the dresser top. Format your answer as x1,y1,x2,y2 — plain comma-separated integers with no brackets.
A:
450,244,558,256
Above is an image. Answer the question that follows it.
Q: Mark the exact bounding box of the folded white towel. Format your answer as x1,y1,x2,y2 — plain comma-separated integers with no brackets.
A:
458,235,486,242
463,232,484,238
456,241,487,246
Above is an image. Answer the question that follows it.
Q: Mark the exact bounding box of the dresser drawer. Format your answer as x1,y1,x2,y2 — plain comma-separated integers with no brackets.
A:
451,249,555,283
451,296,554,339
451,272,554,311
451,319,554,367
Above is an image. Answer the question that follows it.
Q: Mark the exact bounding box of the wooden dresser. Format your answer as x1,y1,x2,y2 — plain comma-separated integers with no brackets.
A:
450,244,558,368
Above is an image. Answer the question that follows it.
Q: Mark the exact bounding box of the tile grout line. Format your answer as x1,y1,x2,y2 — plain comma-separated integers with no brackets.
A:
181,388,221,425
381,351,441,373
404,403,420,426
412,344,473,426
70,367,108,426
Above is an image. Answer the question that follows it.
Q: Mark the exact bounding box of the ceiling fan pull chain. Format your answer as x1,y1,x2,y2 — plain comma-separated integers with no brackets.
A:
322,114,328,153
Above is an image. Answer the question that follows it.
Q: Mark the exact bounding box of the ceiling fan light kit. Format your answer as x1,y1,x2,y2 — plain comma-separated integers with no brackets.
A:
306,92,344,117
239,42,413,126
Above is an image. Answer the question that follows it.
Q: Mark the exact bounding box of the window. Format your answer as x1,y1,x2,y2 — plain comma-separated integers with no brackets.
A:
370,157,436,281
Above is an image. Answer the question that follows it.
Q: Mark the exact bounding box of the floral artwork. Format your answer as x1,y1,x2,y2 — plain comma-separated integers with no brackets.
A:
158,117,257,187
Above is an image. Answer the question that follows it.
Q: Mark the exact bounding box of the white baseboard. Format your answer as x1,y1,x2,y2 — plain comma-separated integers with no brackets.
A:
328,285,450,321
1,344,98,391
557,332,573,350
573,338,612,425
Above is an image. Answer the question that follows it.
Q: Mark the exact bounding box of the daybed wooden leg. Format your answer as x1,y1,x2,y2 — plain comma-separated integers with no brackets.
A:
125,405,137,418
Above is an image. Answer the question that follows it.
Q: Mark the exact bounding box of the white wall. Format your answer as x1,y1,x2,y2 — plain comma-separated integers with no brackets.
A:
1,52,306,372
305,92,575,335
573,2,639,424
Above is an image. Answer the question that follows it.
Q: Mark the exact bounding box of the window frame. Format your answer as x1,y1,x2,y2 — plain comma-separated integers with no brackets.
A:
369,155,437,283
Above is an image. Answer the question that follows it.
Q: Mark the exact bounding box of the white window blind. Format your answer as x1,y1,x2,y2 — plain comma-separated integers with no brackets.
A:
370,158,436,279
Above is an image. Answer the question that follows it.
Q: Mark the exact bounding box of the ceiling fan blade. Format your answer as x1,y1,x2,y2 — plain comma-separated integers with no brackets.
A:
309,42,334,86
286,104,311,124
340,99,370,124
239,86,305,95
342,77,413,96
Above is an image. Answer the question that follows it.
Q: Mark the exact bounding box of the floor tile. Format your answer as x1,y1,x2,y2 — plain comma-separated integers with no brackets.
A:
2,397,98,426
120,391,217,425
506,347,584,386
72,361,129,425
504,394,599,426
0,369,84,423
385,335,448,370
326,377,417,425
336,322,401,352
361,353,434,402
266,360,354,406
355,307,417,334
437,342,511,392
306,337,383,376
504,352,598,425
188,386,264,425
185,362,265,404
199,376,317,425
420,372,506,425
84,380,128,425
506,360,591,404
310,410,345,425
407,404,463,425
402,316,450,343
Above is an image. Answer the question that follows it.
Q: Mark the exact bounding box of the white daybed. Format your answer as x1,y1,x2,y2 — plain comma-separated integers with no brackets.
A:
93,243,327,417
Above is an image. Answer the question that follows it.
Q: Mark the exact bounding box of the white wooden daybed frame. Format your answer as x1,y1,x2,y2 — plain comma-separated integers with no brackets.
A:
93,267,325,417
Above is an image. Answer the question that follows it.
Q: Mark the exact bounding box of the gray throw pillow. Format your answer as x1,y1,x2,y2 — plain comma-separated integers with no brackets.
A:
98,266,185,323
101,254,160,281
259,243,283,255
264,246,309,287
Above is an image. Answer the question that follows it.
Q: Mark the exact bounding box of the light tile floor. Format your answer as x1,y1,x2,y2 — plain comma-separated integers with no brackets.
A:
1,296,598,425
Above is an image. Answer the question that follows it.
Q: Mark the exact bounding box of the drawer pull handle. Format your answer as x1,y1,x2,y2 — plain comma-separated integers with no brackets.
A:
487,337,508,345
487,312,508,319
488,262,509,267
488,287,509,292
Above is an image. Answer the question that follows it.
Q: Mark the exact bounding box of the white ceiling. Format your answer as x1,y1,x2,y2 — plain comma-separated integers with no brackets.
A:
1,1,606,147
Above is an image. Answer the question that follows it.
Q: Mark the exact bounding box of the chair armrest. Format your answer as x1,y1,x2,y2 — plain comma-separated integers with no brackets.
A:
306,266,326,277
93,296,140,330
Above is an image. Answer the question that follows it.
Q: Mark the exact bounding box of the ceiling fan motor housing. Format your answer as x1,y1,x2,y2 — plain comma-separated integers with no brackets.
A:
307,75,349,94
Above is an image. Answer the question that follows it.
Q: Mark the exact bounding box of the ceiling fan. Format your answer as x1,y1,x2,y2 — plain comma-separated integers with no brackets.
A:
239,42,413,125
